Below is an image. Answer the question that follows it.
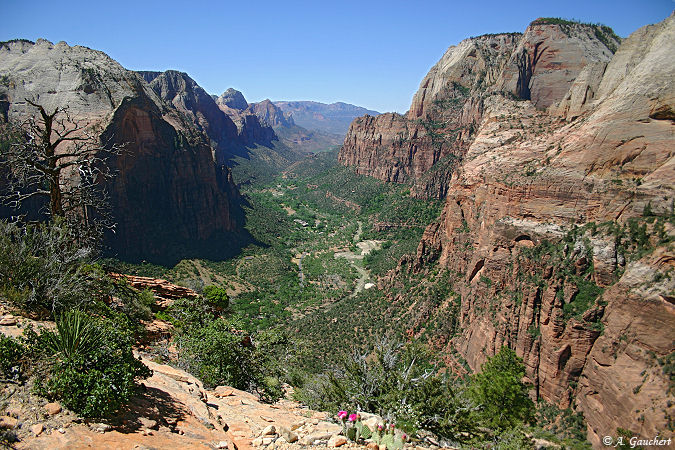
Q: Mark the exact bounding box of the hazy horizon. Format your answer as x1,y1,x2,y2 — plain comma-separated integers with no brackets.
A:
1,0,673,113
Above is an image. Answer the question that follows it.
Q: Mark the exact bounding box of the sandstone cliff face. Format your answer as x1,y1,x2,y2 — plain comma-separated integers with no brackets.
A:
497,20,618,110
339,20,621,199
215,89,277,149
344,16,674,447
250,99,295,128
340,32,523,198
141,70,242,164
217,87,249,111
0,39,245,264
217,92,342,155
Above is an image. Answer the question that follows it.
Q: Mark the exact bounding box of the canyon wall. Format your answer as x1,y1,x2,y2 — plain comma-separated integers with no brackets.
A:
342,17,674,446
0,39,246,264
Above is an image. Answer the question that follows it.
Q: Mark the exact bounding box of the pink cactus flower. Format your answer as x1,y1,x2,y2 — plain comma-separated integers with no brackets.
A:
377,424,384,431
402,434,408,442
348,413,358,422
337,410,348,420
390,424,395,429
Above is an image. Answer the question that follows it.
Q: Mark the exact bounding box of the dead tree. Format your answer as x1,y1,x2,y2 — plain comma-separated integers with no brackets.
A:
0,99,125,242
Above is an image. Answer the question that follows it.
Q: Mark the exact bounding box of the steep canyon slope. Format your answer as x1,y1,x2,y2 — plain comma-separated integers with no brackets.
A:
340,16,675,446
0,39,246,264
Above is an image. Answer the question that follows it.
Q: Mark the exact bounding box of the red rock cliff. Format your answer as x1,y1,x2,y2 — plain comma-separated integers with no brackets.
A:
345,16,674,447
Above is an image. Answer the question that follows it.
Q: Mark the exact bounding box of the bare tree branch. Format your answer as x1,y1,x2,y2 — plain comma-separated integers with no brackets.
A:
0,99,127,245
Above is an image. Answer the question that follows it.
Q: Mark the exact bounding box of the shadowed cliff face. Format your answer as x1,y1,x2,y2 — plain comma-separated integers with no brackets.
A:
0,39,248,265
102,97,246,264
141,70,242,165
341,16,674,447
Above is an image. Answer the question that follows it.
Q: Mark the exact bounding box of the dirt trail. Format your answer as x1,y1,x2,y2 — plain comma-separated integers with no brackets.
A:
12,356,343,450
334,221,382,298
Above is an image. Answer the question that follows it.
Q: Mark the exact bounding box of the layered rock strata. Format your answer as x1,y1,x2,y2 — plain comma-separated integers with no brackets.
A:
339,20,621,199
342,16,674,446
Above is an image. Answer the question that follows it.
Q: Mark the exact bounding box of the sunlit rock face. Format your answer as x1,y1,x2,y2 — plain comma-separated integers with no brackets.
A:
342,16,675,446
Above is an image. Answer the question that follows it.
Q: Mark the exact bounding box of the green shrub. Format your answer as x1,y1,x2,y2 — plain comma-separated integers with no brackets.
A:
33,311,151,418
45,310,101,359
165,296,219,330
203,285,230,309
0,334,24,379
295,337,477,440
562,278,603,321
176,317,283,402
121,288,155,323
0,220,107,316
492,426,534,449
469,346,535,431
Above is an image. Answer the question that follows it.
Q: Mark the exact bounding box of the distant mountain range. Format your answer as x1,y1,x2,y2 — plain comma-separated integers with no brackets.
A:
273,101,380,136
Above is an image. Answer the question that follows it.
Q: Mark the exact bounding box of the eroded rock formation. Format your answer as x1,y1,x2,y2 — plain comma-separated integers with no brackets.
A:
341,16,674,446
0,39,246,264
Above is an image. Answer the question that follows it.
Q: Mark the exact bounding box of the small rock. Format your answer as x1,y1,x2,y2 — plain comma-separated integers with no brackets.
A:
260,415,275,422
139,417,158,430
261,425,277,436
366,443,379,450
165,417,178,426
57,428,65,434
0,416,18,429
0,315,17,326
362,414,383,431
301,432,333,446
290,421,304,431
199,389,209,403
215,441,229,449
312,411,330,420
31,423,44,436
252,437,264,447
45,402,62,415
5,405,21,418
214,386,235,397
262,437,275,446
91,423,112,433
311,419,319,425
279,426,298,443
328,435,348,447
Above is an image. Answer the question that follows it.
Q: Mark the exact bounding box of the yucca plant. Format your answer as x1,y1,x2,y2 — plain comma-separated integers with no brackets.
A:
46,310,101,360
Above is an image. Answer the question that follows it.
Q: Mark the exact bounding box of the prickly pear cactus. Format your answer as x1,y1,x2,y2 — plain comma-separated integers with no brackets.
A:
356,422,372,440
388,436,404,450
380,434,394,447
346,427,357,441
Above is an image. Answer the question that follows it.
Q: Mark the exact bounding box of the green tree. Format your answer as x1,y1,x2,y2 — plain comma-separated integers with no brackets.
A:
176,317,283,402
469,346,535,431
204,285,230,309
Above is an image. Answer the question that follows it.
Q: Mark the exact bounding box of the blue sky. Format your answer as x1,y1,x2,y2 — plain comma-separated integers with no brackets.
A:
1,0,672,113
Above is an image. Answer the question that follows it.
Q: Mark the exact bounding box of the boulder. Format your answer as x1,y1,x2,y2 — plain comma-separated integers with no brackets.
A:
44,402,62,415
